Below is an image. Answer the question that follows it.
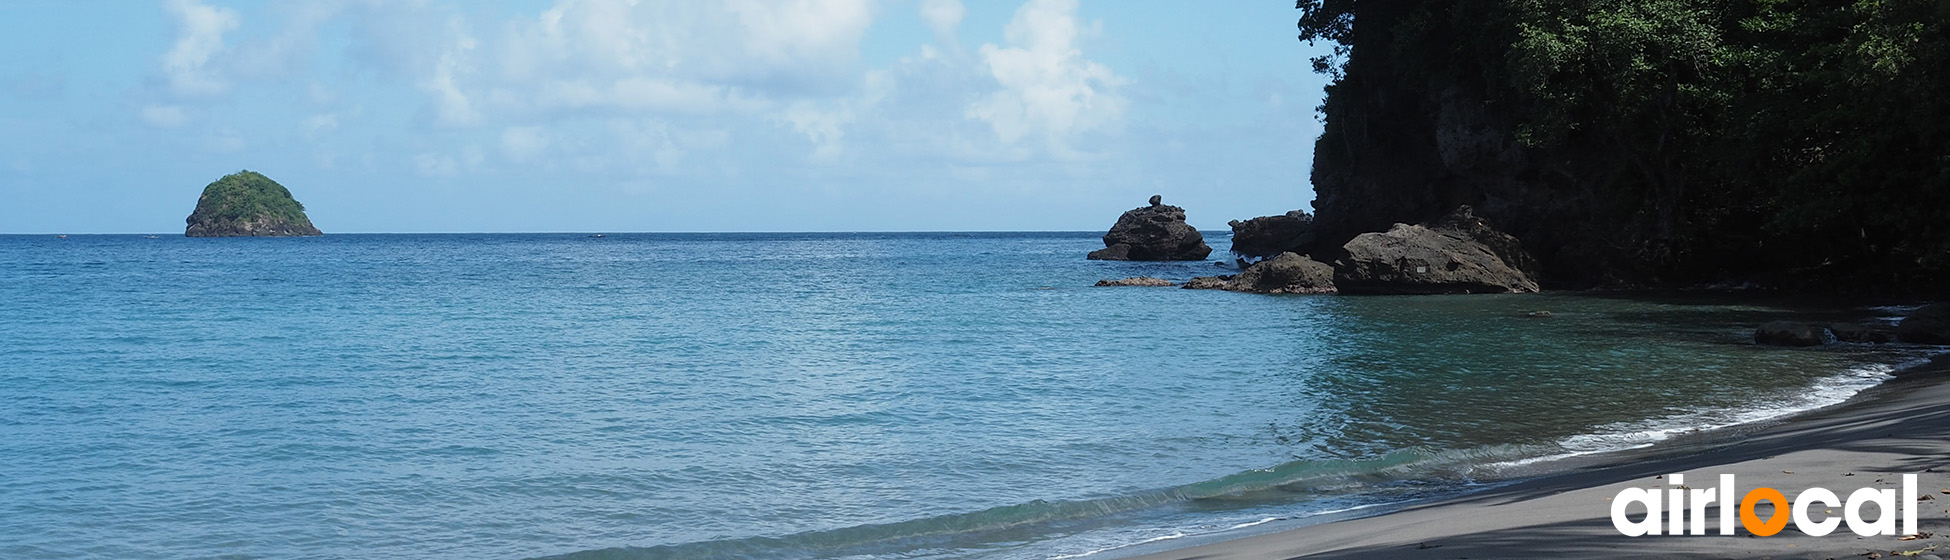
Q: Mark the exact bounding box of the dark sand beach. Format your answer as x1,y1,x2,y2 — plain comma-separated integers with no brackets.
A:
1120,355,1950,560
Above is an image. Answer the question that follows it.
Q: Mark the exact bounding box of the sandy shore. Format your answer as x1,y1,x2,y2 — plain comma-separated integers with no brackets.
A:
1116,355,1950,560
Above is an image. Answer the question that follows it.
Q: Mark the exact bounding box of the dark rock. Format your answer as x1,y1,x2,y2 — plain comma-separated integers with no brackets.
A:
185,170,322,237
1087,197,1212,261
1755,321,1832,347
1898,303,1950,344
1178,253,1336,294
1148,194,1162,207
1828,323,1896,344
1333,206,1539,294
1181,275,1234,290
1086,244,1132,260
1231,252,1337,294
1228,211,1317,259
1095,276,1176,287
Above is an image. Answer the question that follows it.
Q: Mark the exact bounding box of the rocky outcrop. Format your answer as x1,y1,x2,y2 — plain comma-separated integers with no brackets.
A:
1095,277,1176,287
1087,196,1212,261
1332,206,1539,294
1898,304,1950,344
1182,252,1336,294
1755,321,1832,347
185,170,322,237
1828,323,1896,344
1228,211,1316,259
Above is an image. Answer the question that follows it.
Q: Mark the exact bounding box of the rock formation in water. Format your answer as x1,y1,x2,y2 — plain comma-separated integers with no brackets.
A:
1094,277,1176,287
185,170,322,237
1898,304,1950,344
1332,206,1539,294
1754,321,1832,347
1827,323,1895,344
1086,196,1212,261
1228,211,1317,260
1183,252,1337,294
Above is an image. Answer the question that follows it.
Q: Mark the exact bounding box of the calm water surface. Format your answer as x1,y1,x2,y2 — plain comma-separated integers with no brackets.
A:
0,233,1929,559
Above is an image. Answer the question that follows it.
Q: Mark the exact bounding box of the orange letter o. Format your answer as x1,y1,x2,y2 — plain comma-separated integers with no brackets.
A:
1740,488,1790,536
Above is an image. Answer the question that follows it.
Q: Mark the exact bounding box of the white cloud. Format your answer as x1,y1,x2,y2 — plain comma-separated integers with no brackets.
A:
415,152,459,177
479,0,873,119
204,126,246,153
140,104,192,128
303,114,340,136
500,126,551,161
919,0,965,46
423,18,481,126
967,0,1125,149
160,0,239,97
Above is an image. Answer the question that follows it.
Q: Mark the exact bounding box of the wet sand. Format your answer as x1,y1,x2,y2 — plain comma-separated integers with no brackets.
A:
1119,356,1950,560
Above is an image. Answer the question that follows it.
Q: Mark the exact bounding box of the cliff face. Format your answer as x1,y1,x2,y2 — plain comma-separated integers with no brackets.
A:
185,171,322,237
1297,1,1950,294
1303,3,1641,288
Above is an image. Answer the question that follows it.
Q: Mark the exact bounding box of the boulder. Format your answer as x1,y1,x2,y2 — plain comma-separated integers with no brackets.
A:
1828,323,1896,344
1755,321,1832,347
1087,196,1212,261
1231,252,1337,294
1897,303,1950,344
1178,253,1336,294
1228,211,1316,259
1333,206,1539,294
1095,276,1176,287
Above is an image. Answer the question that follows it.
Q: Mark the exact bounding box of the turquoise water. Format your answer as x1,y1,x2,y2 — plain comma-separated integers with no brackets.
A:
0,233,1930,559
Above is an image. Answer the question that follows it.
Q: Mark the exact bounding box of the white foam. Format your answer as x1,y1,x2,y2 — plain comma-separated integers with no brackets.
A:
1489,361,1915,471
1046,532,1186,560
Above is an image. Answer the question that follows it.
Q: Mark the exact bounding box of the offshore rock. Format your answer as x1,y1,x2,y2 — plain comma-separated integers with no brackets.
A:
1898,303,1950,344
1228,211,1317,259
1333,206,1539,294
1094,277,1176,287
1755,321,1832,347
1087,196,1212,261
1180,253,1336,294
185,170,322,237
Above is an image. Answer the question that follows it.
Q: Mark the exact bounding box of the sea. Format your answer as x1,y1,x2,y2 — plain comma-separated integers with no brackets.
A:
0,232,1935,560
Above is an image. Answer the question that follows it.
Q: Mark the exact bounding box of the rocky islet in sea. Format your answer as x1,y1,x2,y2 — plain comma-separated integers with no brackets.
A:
185,170,322,237
1085,195,1212,261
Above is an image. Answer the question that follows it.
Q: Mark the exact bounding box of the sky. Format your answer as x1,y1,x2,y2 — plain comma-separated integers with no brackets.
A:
0,0,1333,233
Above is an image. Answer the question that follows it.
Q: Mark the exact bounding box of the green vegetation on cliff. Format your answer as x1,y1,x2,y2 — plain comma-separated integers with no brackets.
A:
1296,0,1949,293
185,170,322,237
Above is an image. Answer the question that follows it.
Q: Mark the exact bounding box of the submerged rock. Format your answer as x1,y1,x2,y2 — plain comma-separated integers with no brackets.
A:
1181,275,1233,290
185,170,322,237
1333,206,1538,294
1228,211,1316,259
1087,196,1212,261
1180,253,1336,294
1094,276,1176,287
1898,303,1950,344
1755,321,1833,347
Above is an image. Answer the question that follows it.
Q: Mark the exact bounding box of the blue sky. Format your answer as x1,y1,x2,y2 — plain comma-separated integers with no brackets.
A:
0,0,1331,233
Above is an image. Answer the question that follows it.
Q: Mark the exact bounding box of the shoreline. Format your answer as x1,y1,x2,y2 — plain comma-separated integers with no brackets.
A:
1108,353,1950,560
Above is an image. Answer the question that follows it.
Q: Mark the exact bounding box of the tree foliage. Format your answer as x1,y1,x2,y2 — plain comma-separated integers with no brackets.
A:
1298,0,1950,291
191,170,313,228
